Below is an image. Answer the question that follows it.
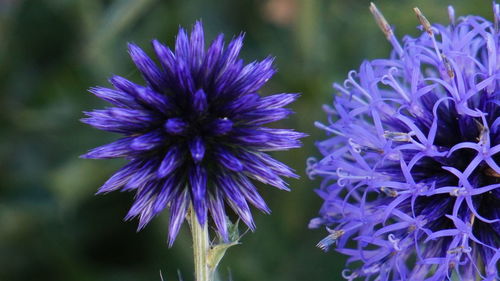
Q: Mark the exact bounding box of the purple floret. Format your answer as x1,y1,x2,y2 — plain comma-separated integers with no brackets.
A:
308,4,500,281
82,21,305,246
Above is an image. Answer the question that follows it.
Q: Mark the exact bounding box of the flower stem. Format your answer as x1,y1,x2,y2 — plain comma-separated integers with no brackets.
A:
189,206,211,281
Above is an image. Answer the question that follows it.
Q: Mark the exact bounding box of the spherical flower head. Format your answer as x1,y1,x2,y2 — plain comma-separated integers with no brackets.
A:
82,21,304,246
308,4,500,281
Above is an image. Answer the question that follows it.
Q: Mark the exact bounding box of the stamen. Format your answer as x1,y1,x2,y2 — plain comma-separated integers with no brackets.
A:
447,245,472,254
485,167,500,178
414,7,442,62
414,8,433,35
369,3,404,56
381,187,398,197
408,224,417,232
316,229,345,251
408,217,428,233
441,54,455,78
383,131,412,142
476,118,490,145
371,3,393,39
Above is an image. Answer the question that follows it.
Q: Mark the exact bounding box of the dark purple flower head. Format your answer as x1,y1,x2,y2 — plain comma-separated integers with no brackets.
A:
308,4,500,281
82,21,304,246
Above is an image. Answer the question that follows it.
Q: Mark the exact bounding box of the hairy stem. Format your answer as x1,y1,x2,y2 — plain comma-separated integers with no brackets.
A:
189,206,211,281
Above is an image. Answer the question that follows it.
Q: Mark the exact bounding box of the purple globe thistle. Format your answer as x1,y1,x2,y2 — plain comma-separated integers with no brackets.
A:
82,21,304,245
308,4,500,281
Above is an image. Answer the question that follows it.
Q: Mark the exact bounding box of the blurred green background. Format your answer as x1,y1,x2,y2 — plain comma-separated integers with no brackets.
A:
0,0,492,280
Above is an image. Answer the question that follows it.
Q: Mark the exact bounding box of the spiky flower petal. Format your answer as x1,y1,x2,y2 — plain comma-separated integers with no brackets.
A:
308,4,500,281
82,21,304,245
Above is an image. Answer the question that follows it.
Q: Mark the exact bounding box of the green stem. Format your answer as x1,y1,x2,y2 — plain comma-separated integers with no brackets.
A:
189,206,211,281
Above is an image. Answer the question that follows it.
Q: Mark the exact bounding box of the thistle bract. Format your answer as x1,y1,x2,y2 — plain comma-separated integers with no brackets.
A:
308,5,500,281
82,21,304,245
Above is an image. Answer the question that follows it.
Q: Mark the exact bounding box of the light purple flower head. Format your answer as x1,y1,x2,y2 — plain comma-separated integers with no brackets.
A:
82,21,304,246
308,4,499,281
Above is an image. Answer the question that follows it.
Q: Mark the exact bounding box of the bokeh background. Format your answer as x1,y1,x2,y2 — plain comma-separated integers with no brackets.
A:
0,0,493,280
